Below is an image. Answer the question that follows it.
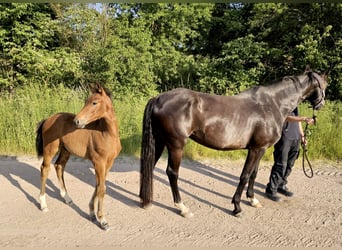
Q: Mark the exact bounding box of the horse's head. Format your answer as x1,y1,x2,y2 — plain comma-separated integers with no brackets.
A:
304,67,328,110
74,83,113,128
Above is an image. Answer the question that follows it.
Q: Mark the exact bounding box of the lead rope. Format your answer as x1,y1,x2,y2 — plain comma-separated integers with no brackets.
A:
301,112,316,178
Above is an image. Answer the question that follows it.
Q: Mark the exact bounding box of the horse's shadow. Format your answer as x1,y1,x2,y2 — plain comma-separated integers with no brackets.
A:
0,155,58,210
0,155,140,224
182,158,267,193
152,157,268,214
1,153,268,221
63,156,141,207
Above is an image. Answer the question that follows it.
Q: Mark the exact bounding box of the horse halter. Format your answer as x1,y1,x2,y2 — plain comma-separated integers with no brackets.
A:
311,72,324,89
309,72,325,110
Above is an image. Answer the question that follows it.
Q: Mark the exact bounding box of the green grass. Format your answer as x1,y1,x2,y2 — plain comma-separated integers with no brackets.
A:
0,83,84,155
0,83,341,163
299,102,342,161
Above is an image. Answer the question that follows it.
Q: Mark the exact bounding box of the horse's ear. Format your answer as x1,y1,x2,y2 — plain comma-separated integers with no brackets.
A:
90,83,104,95
304,64,312,73
96,83,104,94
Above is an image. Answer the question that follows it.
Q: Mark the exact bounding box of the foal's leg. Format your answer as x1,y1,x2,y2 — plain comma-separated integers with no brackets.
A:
54,147,72,204
39,157,52,212
166,148,193,218
90,160,112,230
232,148,265,215
39,142,59,212
89,183,98,222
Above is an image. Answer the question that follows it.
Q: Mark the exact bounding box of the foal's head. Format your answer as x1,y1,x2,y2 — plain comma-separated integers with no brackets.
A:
303,66,328,110
74,83,113,128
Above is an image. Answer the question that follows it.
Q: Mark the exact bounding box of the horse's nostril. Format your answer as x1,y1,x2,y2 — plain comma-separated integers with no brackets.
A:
74,119,79,126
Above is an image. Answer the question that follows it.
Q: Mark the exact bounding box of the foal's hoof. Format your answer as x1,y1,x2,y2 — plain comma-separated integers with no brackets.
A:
90,214,97,223
65,198,73,205
180,211,194,218
41,207,49,213
100,222,110,231
62,193,73,204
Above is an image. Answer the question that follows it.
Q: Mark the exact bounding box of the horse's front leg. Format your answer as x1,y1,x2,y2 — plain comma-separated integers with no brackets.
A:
89,187,98,223
166,148,193,218
232,148,265,215
91,161,112,231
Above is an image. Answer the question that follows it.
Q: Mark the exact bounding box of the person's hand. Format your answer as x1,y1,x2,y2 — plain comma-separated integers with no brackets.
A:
303,117,314,125
301,136,308,146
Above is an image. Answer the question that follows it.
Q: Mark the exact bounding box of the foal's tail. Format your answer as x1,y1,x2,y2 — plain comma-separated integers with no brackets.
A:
35,119,46,158
139,98,156,207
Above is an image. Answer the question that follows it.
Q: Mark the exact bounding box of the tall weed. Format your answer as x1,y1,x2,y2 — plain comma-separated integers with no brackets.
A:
0,83,83,155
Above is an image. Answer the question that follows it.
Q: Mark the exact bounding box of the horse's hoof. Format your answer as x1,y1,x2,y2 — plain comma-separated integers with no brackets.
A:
90,214,97,223
234,212,242,218
248,197,262,208
41,207,49,213
100,222,110,231
181,211,194,218
232,208,242,217
64,198,73,204
142,203,152,210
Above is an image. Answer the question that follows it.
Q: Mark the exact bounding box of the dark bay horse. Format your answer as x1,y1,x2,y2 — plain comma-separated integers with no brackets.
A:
36,84,121,230
139,67,328,218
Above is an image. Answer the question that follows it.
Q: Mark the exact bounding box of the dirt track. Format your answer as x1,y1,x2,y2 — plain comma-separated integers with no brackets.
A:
0,155,341,247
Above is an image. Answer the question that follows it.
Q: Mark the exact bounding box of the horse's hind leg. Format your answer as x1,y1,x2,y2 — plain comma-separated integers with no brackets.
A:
39,158,52,212
39,142,59,212
54,147,72,204
166,148,193,218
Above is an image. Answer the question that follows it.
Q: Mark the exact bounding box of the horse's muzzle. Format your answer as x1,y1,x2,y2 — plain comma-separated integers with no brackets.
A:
314,99,325,110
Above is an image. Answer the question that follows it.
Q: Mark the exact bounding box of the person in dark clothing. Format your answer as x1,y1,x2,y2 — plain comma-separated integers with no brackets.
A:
265,107,314,201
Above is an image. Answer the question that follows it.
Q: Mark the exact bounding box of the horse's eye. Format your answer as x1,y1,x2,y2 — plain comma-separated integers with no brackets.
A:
92,102,97,106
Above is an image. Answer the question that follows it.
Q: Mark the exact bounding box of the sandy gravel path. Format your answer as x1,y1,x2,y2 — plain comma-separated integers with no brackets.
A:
0,155,341,247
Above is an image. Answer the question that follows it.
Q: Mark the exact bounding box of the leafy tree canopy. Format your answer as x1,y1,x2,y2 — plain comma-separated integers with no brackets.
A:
0,3,341,100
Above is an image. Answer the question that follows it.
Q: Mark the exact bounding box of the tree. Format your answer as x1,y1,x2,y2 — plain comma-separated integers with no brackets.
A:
0,3,82,90
136,3,214,92
248,3,342,99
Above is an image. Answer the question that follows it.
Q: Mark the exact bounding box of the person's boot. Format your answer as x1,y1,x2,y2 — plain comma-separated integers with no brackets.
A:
265,185,281,202
277,186,294,197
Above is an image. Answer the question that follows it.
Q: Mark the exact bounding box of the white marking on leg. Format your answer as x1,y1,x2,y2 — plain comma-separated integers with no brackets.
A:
39,194,49,212
175,202,194,218
60,190,72,204
99,218,110,231
248,197,262,208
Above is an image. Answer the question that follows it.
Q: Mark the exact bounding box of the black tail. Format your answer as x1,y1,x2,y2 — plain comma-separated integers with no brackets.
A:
36,120,46,158
139,98,156,207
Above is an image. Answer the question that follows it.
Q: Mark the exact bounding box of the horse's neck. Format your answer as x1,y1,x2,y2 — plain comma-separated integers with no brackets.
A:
271,74,310,116
102,109,119,137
